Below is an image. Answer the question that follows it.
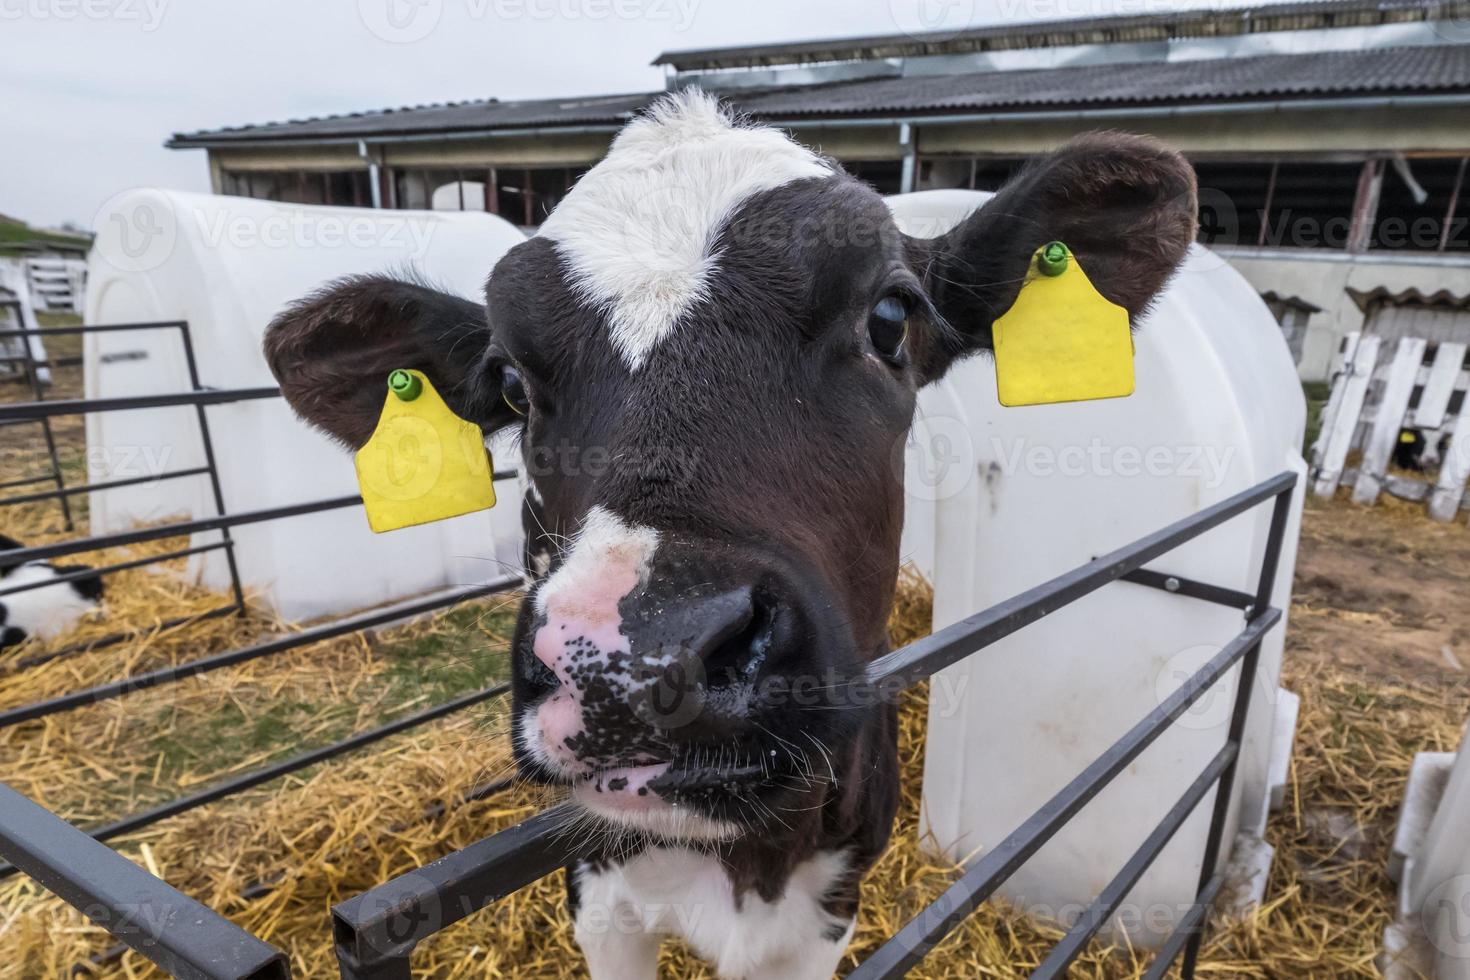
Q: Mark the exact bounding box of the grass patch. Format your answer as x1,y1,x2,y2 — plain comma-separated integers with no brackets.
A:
118,599,519,813
379,603,514,705
1303,380,1331,450
0,216,90,256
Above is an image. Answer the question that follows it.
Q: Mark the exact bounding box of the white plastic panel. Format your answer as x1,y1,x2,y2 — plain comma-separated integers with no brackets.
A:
887,190,1307,945
86,191,528,621
1407,723,1470,978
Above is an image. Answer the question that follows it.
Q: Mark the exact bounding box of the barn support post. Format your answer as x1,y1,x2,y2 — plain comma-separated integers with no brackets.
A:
1346,158,1384,254
359,141,383,209
1438,156,1466,253
899,122,917,194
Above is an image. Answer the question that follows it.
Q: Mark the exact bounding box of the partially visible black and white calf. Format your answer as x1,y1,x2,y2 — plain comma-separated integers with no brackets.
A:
1395,427,1453,472
0,534,105,650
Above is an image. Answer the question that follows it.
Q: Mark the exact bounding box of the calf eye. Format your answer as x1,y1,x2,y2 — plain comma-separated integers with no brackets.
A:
500,364,530,415
868,295,909,362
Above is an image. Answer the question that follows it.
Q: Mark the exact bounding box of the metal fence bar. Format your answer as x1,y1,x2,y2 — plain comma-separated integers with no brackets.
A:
175,321,249,614
0,466,213,507
0,493,362,566
1177,483,1296,977
864,471,1295,689
0,354,83,369
3,473,517,569
846,607,1281,980
0,320,188,337
0,781,290,980
0,541,228,599
79,775,522,978
1139,875,1225,980
0,577,520,728
1117,567,1254,610
3,466,516,510
17,330,75,530
332,808,578,979
0,386,282,420
0,472,58,490
1028,743,1238,979
0,683,512,882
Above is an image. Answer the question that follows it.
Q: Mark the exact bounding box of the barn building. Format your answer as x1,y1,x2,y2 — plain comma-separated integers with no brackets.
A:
166,0,1470,381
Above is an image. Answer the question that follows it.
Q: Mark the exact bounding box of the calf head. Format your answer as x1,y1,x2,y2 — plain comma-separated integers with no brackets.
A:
266,91,1197,843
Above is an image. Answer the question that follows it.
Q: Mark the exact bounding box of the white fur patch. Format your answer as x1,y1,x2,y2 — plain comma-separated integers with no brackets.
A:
575,847,854,980
537,89,833,370
531,505,659,620
1,564,99,641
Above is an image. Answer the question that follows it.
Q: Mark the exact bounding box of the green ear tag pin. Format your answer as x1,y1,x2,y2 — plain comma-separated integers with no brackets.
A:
388,369,422,401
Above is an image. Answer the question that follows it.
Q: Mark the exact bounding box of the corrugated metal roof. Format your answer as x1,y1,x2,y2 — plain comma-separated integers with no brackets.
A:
169,92,655,146
1348,285,1470,311
653,0,1469,70
734,44,1470,116
168,44,1470,147
1262,290,1326,313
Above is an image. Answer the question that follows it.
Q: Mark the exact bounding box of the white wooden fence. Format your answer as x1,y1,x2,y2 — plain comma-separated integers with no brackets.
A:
24,257,86,313
1311,331,1470,522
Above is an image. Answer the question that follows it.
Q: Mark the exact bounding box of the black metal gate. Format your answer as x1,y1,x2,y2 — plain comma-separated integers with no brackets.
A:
0,321,523,976
0,325,1298,979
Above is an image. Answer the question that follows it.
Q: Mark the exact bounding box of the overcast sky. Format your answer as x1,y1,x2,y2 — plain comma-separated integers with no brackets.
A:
3,0,1236,229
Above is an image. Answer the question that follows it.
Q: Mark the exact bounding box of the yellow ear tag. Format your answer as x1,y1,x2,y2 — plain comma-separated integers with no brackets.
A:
992,242,1135,408
353,369,496,533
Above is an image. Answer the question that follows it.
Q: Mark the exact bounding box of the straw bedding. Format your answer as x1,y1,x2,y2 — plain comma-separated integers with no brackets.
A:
2,481,1467,976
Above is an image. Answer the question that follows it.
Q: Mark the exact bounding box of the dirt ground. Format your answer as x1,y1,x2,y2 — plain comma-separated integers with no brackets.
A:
1292,492,1470,683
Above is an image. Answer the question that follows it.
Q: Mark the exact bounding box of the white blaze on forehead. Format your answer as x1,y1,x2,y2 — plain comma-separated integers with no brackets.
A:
537,88,833,370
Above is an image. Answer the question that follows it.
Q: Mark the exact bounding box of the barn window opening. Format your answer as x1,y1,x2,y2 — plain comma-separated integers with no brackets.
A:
221,169,371,206
1370,156,1469,253
845,160,904,195
1192,159,1363,251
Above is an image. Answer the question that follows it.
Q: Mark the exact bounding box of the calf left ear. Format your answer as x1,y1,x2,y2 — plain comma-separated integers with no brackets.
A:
265,276,510,449
916,132,1198,380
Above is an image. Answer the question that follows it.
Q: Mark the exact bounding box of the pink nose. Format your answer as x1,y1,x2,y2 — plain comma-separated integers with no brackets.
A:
531,606,637,768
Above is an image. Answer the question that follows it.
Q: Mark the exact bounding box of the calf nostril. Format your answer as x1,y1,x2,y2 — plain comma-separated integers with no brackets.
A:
521,649,559,699
702,592,777,688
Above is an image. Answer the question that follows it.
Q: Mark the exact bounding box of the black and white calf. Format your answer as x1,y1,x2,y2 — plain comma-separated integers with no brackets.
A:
1395,426,1452,472
0,534,104,650
265,92,1197,979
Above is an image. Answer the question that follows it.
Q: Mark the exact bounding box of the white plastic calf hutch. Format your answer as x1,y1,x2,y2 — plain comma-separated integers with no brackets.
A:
85,191,528,621
1384,720,1470,979
888,190,1306,946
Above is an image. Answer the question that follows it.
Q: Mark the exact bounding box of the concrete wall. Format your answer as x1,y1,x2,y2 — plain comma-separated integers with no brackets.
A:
917,104,1470,157
1218,248,1470,382
201,101,1470,186
208,130,618,178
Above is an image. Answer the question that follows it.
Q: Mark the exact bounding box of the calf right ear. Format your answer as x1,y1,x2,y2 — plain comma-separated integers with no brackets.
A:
264,276,510,449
